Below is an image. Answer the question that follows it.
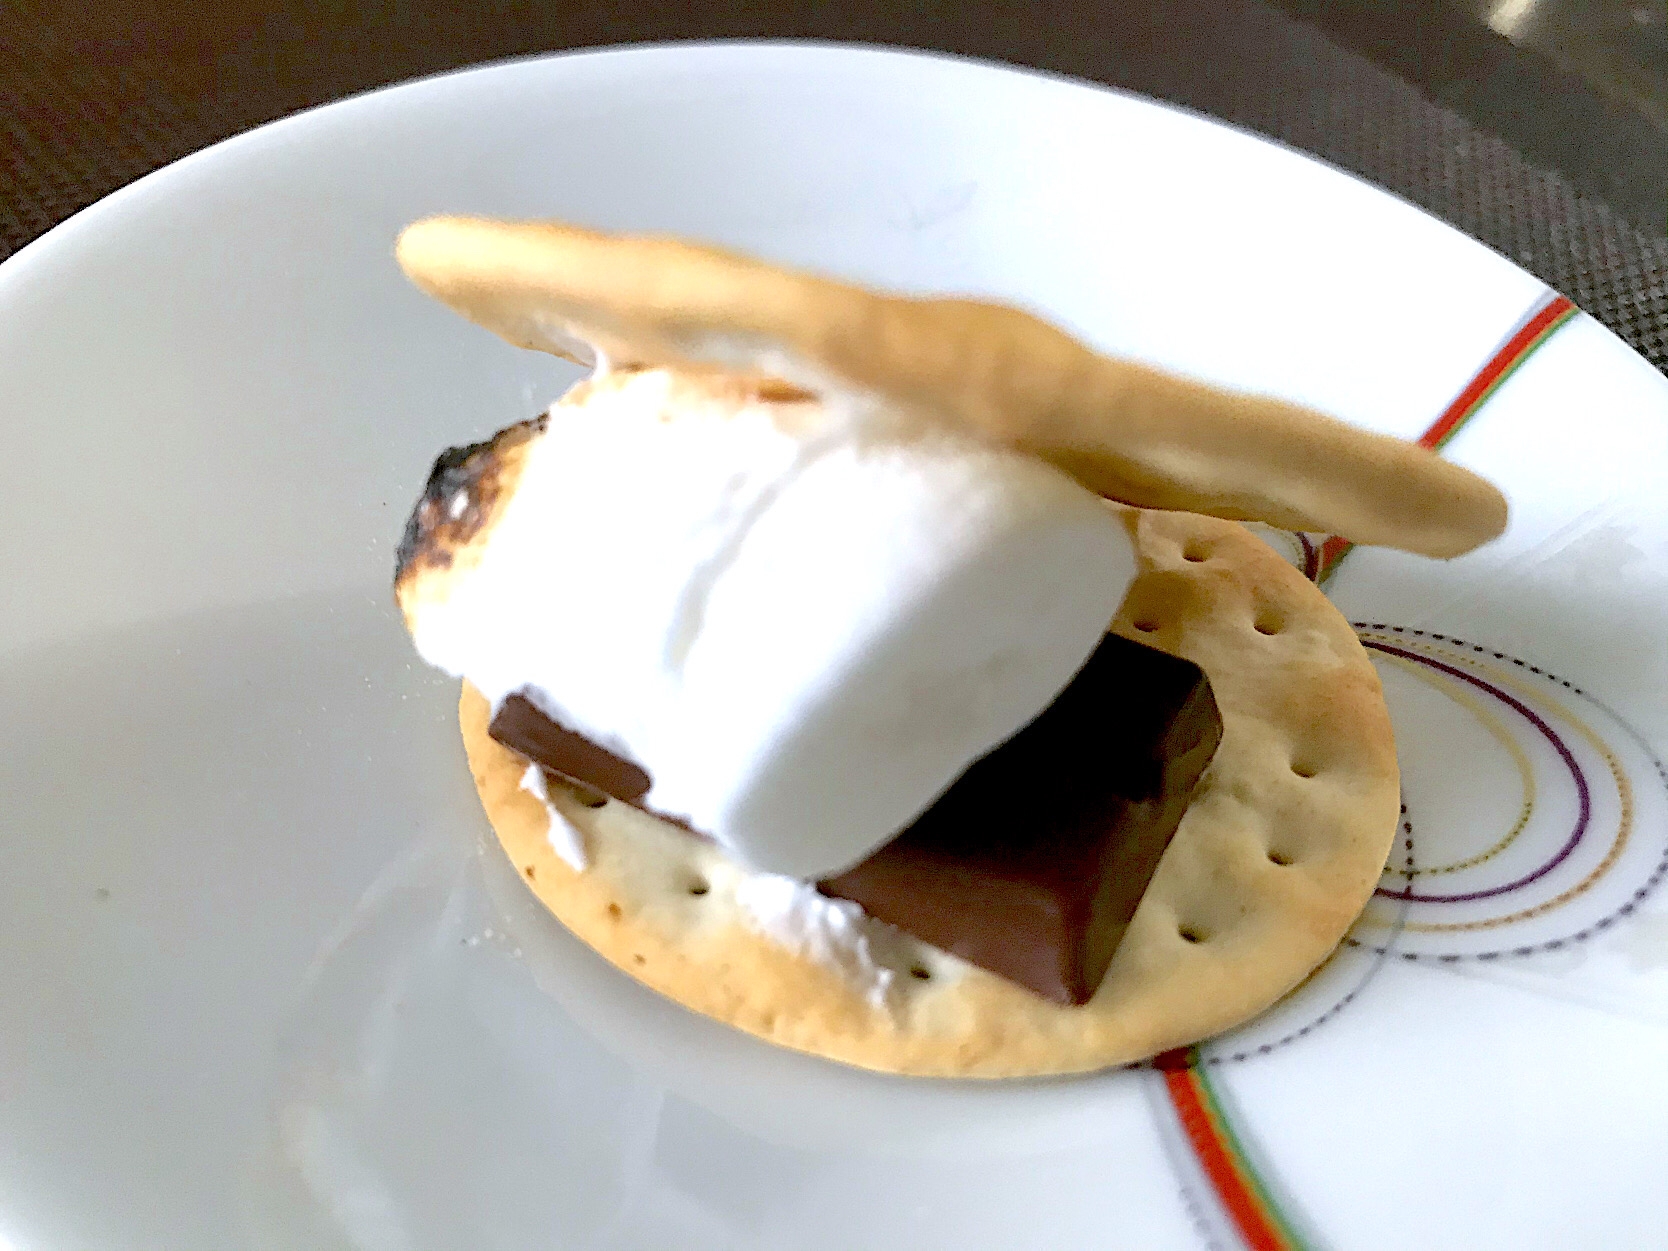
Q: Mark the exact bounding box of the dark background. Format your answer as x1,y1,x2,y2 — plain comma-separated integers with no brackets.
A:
4,0,1664,371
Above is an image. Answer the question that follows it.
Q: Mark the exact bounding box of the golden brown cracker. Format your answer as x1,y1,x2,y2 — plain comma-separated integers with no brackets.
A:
397,215,1505,558
461,507,1400,1077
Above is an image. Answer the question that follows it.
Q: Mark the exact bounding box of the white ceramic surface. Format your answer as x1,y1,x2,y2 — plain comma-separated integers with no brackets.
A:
2,42,1665,1251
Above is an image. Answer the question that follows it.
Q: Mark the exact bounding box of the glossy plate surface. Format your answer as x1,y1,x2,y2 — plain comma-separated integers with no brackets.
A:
2,42,1665,1250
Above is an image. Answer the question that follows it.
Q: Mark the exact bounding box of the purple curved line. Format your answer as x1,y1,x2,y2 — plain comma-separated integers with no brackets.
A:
1296,532,1320,583
1363,640,1591,903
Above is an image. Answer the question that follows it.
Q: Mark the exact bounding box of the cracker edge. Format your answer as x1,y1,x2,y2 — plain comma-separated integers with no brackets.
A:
455,508,1400,1078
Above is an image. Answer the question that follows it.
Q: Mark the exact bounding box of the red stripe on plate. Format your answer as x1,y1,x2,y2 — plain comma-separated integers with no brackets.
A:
1158,1054,1295,1251
1316,292,1577,585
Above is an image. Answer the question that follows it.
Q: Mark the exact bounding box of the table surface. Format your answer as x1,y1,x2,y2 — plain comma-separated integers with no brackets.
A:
4,0,1664,374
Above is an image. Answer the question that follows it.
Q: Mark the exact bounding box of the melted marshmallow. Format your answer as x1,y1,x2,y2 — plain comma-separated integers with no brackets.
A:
410,369,1137,879
518,764,587,871
732,873,896,1008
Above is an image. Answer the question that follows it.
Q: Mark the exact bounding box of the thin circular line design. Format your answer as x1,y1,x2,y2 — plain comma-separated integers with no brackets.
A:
1345,625,1668,961
1362,636,1636,932
1362,638,1590,904
1370,649,1535,876
1152,294,1581,1251
1196,816,1417,1067
1348,853,1668,962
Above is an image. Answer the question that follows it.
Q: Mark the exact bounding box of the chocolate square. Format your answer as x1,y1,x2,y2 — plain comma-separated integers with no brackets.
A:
487,631,1221,1006
818,633,1221,1005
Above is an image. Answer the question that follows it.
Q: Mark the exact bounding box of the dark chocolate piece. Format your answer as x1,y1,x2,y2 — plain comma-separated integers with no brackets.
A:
819,633,1221,1006
490,692,652,803
485,633,1221,1007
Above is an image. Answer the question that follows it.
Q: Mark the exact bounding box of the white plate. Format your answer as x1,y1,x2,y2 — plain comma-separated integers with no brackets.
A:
3,42,1665,1251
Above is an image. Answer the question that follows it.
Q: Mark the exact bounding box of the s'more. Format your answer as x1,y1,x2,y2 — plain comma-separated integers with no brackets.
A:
391,217,1505,1077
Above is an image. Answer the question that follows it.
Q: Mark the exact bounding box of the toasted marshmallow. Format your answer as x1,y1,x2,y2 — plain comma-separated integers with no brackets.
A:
397,368,1137,879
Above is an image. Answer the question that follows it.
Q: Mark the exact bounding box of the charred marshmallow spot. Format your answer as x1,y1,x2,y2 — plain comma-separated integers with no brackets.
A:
394,415,546,585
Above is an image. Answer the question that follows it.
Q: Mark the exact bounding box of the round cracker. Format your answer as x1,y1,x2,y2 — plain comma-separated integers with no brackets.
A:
398,215,1505,558
460,506,1400,1078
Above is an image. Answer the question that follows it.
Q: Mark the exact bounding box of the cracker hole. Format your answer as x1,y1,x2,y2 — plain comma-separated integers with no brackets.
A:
1133,619,1161,633
579,792,608,809
1267,850,1293,866
523,864,537,880
1178,925,1205,944
1254,613,1284,636
909,964,933,981
632,953,646,965
1182,543,1210,563
687,879,710,897
1291,761,1318,779
606,902,622,920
